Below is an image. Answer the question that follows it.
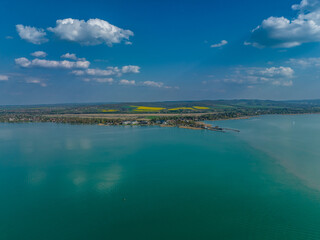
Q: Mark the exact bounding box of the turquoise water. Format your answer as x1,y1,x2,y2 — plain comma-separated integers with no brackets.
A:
1,115,320,239
213,114,320,191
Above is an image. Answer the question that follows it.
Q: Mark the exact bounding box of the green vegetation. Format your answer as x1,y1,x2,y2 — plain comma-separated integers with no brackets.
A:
1,100,320,131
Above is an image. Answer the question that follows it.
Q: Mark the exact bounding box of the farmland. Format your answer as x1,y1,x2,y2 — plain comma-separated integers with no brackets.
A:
1,99,320,131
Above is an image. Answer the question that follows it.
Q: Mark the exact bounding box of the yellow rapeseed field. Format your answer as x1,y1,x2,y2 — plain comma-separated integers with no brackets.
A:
193,106,210,110
132,106,166,111
129,105,209,112
102,109,119,112
169,107,195,111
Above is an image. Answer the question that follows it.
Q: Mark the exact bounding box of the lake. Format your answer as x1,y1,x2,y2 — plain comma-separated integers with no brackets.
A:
1,115,320,239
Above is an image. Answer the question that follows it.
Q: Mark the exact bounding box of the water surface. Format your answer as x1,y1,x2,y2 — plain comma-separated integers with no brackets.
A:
213,114,320,191
1,116,320,239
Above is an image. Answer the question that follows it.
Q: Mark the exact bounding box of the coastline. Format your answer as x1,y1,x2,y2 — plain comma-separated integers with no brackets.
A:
1,112,320,132
210,112,320,123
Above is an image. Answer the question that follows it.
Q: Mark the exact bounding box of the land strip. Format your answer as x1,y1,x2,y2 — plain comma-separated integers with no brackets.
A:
1,99,320,132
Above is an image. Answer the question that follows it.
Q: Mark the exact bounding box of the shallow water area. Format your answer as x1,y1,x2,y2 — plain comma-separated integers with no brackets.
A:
1,116,320,239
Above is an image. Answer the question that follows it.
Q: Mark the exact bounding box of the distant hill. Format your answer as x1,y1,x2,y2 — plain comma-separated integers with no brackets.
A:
1,99,320,115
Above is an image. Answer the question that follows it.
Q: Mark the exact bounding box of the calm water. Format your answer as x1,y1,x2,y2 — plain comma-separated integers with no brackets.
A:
1,115,320,239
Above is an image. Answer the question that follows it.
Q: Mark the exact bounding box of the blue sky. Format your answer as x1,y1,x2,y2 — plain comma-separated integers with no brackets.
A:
1,0,320,104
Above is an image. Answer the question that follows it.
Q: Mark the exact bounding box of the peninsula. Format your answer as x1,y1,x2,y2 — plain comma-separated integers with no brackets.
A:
1,99,320,131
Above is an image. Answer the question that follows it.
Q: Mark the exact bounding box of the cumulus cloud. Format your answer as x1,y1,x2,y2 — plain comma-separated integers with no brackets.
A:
61,53,77,60
292,0,320,10
15,57,90,69
82,76,175,88
61,53,85,61
95,78,113,83
16,25,48,44
84,77,113,83
0,75,9,81
119,79,135,85
223,66,294,86
71,65,140,77
15,58,31,67
85,67,120,76
287,57,320,67
211,40,228,48
31,51,47,58
26,78,47,87
258,66,294,78
121,65,140,73
247,0,320,48
48,18,134,46
143,81,164,88
71,70,85,76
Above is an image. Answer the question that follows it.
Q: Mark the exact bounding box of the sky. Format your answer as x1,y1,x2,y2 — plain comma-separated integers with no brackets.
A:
1,0,320,105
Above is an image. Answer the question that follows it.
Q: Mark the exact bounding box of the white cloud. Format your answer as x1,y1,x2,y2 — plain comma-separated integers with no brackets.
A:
287,57,320,67
85,67,120,76
211,40,228,48
48,18,134,46
71,65,140,76
31,51,47,58
118,79,173,88
121,65,140,73
119,79,135,85
272,80,293,87
15,57,90,69
247,0,320,48
71,70,85,76
95,78,113,83
223,66,294,87
61,53,77,60
292,0,320,10
84,78,113,83
0,75,9,81
26,78,47,87
143,81,164,88
259,66,294,78
15,57,31,67
61,53,85,61
16,24,48,44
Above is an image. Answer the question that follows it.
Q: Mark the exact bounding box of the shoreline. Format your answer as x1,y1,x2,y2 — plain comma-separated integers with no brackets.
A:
209,112,320,122
1,112,320,132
